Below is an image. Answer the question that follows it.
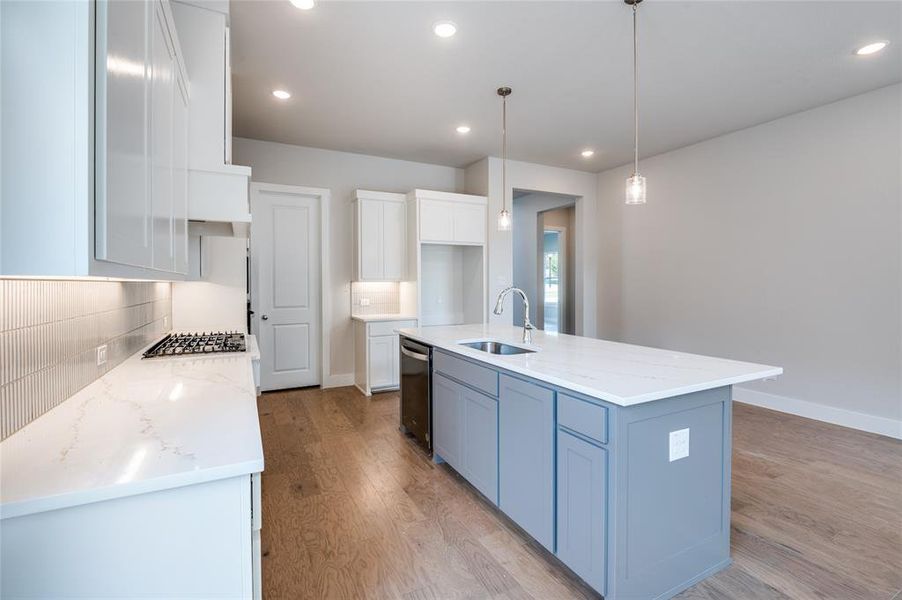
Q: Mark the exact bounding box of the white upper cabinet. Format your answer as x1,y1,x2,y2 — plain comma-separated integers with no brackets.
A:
418,200,455,243
1,0,190,278
171,1,252,227
97,0,190,276
408,189,488,245
353,190,407,282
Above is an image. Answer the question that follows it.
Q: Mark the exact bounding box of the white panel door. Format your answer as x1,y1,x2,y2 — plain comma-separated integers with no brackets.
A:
382,201,406,280
250,183,322,391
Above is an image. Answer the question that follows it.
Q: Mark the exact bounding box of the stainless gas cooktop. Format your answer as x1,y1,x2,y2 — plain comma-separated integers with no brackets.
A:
142,332,247,359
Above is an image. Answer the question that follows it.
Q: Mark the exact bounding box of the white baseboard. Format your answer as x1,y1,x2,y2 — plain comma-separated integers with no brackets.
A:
322,373,355,389
733,387,902,440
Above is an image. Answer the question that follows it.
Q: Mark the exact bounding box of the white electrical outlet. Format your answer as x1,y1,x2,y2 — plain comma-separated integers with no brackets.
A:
96,344,108,366
669,428,690,462
163,315,169,329
360,297,371,306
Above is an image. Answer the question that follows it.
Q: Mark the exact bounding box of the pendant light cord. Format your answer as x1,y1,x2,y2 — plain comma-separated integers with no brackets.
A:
502,94,508,213
633,2,639,176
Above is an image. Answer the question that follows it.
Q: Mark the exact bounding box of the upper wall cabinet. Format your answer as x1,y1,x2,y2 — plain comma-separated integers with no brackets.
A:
171,1,252,229
408,189,487,245
96,0,190,275
352,190,407,282
1,0,189,278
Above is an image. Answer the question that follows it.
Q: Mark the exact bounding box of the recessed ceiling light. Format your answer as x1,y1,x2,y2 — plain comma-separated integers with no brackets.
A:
856,41,889,55
456,125,471,134
581,149,595,158
272,90,291,100
289,0,315,9
433,21,457,38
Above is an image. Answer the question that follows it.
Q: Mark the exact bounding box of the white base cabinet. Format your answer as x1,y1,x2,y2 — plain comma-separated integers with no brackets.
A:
353,318,417,395
0,473,262,599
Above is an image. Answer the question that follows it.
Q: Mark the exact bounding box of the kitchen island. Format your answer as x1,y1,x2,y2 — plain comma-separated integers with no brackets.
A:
0,337,264,599
398,324,782,600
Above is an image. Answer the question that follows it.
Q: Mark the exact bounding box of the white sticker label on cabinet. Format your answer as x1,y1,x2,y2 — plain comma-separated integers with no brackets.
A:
669,428,690,462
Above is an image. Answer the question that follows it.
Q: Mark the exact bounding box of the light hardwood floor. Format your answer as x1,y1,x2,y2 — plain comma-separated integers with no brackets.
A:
257,387,902,600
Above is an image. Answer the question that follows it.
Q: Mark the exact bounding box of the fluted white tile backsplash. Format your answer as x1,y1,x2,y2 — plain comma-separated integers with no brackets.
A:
0,279,172,440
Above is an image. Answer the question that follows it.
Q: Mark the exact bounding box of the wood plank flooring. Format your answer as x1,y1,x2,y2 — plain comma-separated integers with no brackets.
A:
257,387,902,600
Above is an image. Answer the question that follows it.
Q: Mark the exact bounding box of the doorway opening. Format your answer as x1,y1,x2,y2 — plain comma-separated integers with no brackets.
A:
512,191,577,335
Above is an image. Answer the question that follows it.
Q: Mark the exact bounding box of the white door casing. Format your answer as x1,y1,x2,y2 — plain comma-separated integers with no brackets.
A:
250,183,329,391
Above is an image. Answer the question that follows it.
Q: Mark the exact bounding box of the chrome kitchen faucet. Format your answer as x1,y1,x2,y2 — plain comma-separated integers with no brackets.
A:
493,287,534,344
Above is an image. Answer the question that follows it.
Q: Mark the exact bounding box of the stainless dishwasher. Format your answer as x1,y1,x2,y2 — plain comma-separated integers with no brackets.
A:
399,337,432,452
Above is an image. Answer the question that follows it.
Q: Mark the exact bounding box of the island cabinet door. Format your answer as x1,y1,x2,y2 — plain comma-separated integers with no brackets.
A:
498,375,555,551
433,373,463,467
460,386,498,504
557,430,607,595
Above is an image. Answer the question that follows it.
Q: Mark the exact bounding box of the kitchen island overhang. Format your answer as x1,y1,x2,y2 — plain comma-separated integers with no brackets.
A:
398,324,782,600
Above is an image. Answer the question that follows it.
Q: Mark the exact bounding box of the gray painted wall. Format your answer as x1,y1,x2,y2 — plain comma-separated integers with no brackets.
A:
233,137,464,378
596,84,902,432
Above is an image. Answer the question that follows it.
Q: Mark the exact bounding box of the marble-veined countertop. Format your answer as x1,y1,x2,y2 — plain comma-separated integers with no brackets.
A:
0,336,263,520
398,324,782,407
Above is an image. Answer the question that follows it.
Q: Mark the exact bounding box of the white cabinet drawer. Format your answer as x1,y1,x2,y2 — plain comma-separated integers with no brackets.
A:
367,319,417,337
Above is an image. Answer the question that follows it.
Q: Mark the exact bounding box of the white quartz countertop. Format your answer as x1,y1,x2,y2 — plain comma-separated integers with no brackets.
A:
351,313,418,323
0,336,263,520
398,324,782,407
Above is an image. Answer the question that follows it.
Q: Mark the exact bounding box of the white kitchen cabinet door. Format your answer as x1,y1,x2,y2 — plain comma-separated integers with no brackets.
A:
368,336,394,389
354,193,406,282
419,199,455,243
382,200,406,280
358,199,384,280
453,203,486,244
95,0,152,268
173,72,189,274
151,1,175,272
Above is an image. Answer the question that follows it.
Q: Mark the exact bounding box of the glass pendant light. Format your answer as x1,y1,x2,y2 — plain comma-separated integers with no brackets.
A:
625,0,647,205
497,87,513,230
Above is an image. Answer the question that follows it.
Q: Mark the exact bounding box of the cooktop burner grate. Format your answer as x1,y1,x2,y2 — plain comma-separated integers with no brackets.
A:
142,332,246,359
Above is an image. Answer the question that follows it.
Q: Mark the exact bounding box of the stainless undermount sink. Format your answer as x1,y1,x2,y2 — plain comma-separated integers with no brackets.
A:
459,340,536,355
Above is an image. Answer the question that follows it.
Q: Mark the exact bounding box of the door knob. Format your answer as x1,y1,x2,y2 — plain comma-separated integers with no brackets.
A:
261,315,269,320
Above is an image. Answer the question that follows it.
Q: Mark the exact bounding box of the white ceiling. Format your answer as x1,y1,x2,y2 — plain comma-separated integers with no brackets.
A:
230,1,902,172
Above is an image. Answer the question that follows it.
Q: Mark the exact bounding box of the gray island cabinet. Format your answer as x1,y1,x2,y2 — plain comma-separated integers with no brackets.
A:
405,325,781,600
